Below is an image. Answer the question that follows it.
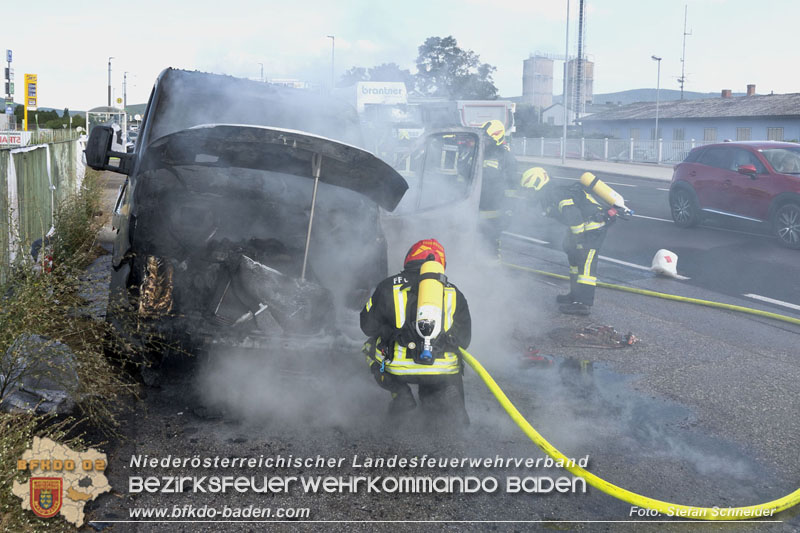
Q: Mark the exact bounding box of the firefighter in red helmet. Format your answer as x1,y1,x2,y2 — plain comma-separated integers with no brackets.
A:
360,238,471,426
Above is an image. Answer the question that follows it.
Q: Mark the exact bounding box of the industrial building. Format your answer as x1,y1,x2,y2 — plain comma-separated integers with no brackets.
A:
522,54,594,115
581,85,800,142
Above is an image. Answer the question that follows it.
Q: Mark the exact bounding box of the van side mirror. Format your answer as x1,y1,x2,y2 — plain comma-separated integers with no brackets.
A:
85,126,134,174
737,164,757,177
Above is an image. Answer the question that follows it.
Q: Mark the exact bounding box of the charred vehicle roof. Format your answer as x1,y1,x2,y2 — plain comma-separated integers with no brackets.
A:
86,69,408,357
137,68,366,151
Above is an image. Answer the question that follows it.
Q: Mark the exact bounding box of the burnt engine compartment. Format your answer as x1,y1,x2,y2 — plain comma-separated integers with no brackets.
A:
128,164,386,343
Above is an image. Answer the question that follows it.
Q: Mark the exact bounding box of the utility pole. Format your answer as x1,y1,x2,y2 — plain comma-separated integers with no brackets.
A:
258,63,264,82
107,57,114,107
123,72,128,111
561,0,570,164
652,55,662,143
327,35,335,91
678,4,691,99
574,0,585,124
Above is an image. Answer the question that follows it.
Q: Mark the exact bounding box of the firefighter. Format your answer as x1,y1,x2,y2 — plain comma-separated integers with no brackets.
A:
479,120,518,253
360,238,471,426
521,167,612,316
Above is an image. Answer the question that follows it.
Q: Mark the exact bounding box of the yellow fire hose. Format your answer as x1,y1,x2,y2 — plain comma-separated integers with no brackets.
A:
461,348,800,520
456,261,800,519
503,262,800,327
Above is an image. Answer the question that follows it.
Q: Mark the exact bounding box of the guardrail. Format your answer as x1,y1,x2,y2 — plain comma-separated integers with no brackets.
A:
510,137,716,164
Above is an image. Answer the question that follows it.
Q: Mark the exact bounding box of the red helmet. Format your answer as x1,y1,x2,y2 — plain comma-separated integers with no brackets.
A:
404,238,446,268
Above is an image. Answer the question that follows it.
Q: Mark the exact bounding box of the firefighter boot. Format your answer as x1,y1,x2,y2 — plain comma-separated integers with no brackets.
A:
559,301,591,316
388,386,417,416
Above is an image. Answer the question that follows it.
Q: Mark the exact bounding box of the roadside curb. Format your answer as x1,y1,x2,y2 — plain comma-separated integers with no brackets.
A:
516,155,674,183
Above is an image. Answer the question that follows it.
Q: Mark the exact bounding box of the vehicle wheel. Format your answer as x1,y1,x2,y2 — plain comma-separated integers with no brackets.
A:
670,188,700,228
772,203,800,249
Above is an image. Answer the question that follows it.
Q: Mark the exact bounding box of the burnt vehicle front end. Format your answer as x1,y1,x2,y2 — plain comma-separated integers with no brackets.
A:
129,129,401,352
88,69,407,363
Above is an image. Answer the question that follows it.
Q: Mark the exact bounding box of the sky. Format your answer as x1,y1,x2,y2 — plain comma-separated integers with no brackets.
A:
6,0,800,111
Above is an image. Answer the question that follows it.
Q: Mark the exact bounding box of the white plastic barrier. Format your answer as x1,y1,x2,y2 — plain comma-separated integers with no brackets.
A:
651,249,679,278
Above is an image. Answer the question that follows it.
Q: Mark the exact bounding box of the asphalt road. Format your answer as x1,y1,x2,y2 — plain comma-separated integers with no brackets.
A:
507,166,800,318
87,171,800,531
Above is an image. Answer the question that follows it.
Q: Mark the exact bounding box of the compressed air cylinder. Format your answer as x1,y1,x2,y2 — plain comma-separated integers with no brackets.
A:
415,260,445,359
580,172,627,210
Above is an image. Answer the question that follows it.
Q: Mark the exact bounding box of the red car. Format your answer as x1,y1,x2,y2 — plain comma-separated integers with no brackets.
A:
669,141,800,248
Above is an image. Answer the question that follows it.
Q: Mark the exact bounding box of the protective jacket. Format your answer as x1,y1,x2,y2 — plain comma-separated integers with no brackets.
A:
480,144,518,217
360,266,471,377
542,183,611,305
479,144,518,250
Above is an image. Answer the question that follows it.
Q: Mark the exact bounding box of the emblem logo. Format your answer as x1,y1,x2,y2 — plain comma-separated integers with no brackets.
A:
30,477,62,518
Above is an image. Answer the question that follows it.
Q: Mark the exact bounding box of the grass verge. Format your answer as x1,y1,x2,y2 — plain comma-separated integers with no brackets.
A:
0,169,135,529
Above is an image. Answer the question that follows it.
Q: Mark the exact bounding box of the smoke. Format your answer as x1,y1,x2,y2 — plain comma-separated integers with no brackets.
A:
194,340,383,429
146,69,366,148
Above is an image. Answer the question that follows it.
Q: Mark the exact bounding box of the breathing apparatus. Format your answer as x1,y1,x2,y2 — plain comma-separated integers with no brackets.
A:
579,172,633,218
415,260,446,362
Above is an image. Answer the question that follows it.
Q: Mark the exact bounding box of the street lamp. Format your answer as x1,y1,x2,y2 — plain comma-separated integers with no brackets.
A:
651,55,662,144
561,0,570,164
258,62,264,83
327,35,335,91
108,57,114,107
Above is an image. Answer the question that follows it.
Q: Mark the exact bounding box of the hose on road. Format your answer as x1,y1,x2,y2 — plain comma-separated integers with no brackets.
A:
461,348,800,520
458,261,800,519
503,261,800,327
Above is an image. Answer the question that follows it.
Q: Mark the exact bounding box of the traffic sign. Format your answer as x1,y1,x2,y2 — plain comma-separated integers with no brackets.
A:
6,50,11,63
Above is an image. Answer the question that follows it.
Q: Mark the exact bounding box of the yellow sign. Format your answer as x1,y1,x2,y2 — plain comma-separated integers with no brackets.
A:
24,73,37,111
116,97,122,104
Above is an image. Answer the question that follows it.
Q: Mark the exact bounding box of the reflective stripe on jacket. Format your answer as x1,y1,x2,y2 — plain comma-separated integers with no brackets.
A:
372,283,460,375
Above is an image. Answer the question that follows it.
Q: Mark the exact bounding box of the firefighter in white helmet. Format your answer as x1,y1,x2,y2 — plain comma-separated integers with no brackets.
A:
521,167,614,315
479,120,518,253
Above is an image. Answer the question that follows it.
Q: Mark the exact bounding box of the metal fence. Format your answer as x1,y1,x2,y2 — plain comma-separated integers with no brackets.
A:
511,137,716,164
29,128,82,145
0,138,86,282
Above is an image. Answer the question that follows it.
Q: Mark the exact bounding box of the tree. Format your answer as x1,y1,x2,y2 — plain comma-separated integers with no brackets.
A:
338,67,368,88
338,63,415,92
415,35,498,99
367,63,415,89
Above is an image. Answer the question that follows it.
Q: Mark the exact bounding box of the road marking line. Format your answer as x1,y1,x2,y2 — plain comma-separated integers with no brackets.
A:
599,255,690,280
503,232,549,245
503,232,689,280
633,214,673,223
657,188,670,191
743,293,800,312
632,213,768,237
552,176,635,187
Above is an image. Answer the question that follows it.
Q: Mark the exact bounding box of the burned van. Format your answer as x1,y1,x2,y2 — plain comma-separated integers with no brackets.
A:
85,69,407,356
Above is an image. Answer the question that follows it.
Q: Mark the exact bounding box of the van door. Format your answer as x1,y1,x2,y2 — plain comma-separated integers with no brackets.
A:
380,130,484,269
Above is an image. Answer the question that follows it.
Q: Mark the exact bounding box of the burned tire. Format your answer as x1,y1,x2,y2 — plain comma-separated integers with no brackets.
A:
772,203,800,249
104,260,165,380
670,187,700,228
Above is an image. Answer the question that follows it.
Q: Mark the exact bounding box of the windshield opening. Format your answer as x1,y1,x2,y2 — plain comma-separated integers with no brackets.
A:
761,148,800,174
